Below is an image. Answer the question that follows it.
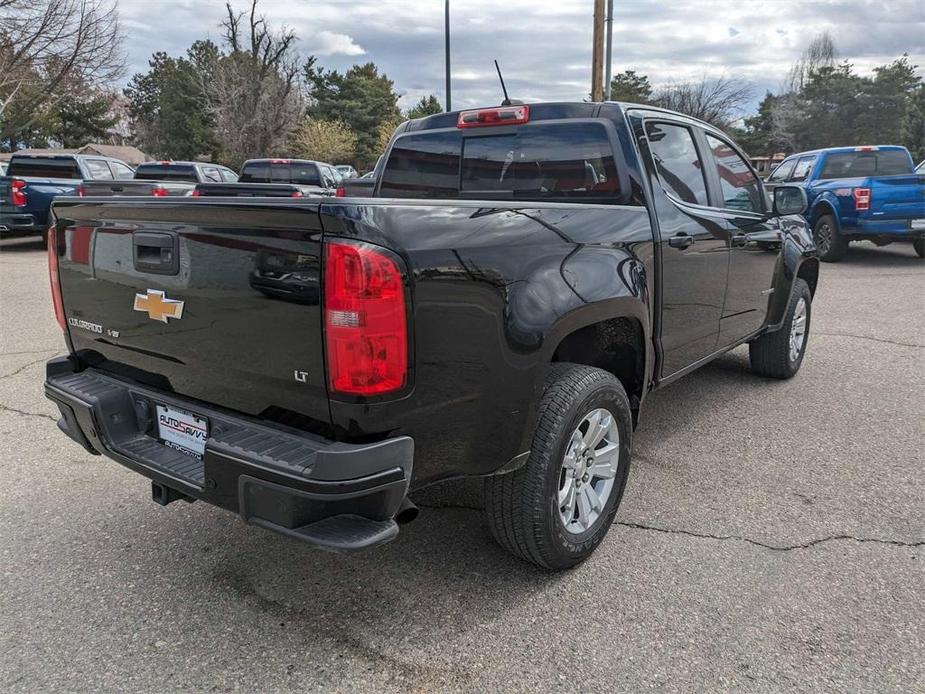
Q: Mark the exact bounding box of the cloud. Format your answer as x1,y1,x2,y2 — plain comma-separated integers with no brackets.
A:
117,0,925,113
309,31,365,57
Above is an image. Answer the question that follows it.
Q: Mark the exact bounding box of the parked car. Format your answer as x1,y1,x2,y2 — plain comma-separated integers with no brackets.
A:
766,145,924,260
238,158,338,196
81,160,238,197
44,101,818,569
335,164,358,179
0,153,133,237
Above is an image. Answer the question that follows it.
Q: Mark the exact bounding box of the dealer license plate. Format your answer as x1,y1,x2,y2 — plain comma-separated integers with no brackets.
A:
156,404,208,459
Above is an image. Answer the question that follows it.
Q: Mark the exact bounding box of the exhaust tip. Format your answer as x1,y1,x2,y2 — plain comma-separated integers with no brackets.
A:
395,497,419,525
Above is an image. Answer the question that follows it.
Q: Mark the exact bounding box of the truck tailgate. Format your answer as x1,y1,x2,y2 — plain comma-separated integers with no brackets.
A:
870,174,925,219
51,199,331,427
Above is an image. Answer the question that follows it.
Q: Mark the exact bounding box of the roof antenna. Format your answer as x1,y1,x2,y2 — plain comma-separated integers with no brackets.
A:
494,59,514,106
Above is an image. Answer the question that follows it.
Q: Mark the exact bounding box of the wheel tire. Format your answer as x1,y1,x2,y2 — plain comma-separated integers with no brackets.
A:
913,238,925,259
749,278,812,379
484,363,632,570
813,214,848,262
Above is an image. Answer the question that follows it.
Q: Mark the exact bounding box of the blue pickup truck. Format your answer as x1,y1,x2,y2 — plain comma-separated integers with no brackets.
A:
0,153,134,239
765,145,925,261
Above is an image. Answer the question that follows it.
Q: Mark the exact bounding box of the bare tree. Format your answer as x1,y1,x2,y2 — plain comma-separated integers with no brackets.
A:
0,0,124,142
786,31,838,93
652,75,752,129
199,0,304,165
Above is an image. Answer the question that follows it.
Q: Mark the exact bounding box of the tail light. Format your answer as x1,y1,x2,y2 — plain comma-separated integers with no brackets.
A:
458,105,530,128
335,186,346,197
191,189,201,197
324,239,408,396
151,187,168,197
47,226,66,331
11,178,26,207
853,187,871,211
75,185,85,197
290,190,303,198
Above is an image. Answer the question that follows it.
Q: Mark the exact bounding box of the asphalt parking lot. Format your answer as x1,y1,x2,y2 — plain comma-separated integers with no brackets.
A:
1,235,922,693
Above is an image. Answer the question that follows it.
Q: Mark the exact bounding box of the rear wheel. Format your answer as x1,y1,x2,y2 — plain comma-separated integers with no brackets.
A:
914,238,924,259
749,278,812,379
813,214,848,262
484,363,632,570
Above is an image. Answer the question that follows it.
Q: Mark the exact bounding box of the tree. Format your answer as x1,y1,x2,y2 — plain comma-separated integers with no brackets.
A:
786,31,838,93
405,94,442,120
0,0,124,145
651,75,751,129
609,70,652,103
199,0,304,167
900,83,925,162
305,59,401,167
124,43,218,160
854,55,920,145
53,87,117,147
291,118,357,163
375,117,401,157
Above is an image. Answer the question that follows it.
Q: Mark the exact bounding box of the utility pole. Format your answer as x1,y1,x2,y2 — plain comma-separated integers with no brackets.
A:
445,0,452,111
591,0,605,102
604,0,614,101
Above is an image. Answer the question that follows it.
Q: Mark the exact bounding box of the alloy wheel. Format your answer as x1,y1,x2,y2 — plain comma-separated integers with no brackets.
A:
558,408,619,534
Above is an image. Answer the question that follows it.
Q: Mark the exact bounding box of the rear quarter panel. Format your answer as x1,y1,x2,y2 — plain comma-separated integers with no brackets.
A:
319,200,655,487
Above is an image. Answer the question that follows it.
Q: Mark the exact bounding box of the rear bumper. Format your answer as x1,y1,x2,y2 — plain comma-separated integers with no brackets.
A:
44,357,414,552
0,210,37,233
846,218,925,238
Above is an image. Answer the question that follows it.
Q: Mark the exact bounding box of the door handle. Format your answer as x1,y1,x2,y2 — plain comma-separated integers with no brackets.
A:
730,233,748,247
133,231,179,275
668,233,694,249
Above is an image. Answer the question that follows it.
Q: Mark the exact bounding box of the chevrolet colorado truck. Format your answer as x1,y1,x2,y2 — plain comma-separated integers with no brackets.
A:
44,102,818,569
765,145,925,260
81,160,239,197
0,153,134,238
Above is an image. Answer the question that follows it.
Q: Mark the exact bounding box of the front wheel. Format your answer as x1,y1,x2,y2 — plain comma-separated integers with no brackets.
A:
749,278,812,379
813,214,848,262
484,363,632,570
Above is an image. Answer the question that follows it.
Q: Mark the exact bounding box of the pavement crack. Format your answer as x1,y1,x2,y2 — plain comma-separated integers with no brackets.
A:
0,403,57,423
0,353,58,380
815,331,923,349
615,521,924,551
416,504,924,551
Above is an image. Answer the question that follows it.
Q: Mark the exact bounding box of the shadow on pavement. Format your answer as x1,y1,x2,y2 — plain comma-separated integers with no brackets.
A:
835,241,923,268
0,236,45,253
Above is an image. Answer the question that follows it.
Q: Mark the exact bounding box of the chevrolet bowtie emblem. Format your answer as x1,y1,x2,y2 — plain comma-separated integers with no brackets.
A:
133,289,184,323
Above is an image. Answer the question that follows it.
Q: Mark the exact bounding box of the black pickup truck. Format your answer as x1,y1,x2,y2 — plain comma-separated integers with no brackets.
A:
44,102,818,569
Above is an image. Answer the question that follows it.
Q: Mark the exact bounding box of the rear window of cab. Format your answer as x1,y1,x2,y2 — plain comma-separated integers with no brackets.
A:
379,122,622,203
819,150,913,179
8,157,82,179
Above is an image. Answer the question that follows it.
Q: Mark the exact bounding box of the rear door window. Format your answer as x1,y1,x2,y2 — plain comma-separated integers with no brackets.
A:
644,122,709,206
790,156,816,182
199,166,222,182
819,150,913,179
766,159,795,183
8,157,82,179
705,133,763,213
220,168,238,182
84,159,114,180
109,161,135,180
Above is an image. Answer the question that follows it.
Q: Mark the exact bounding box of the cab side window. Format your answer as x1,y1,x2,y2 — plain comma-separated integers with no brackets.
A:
705,134,762,213
85,159,114,180
644,122,709,206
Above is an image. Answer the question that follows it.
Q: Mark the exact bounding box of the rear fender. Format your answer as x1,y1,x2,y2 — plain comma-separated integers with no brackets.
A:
807,190,841,229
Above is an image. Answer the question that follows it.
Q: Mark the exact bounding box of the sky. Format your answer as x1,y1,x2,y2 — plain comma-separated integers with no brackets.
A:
118,0,925,113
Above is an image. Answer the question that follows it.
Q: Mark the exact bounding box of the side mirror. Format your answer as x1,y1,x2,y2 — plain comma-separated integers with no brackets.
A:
772,185,807,216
